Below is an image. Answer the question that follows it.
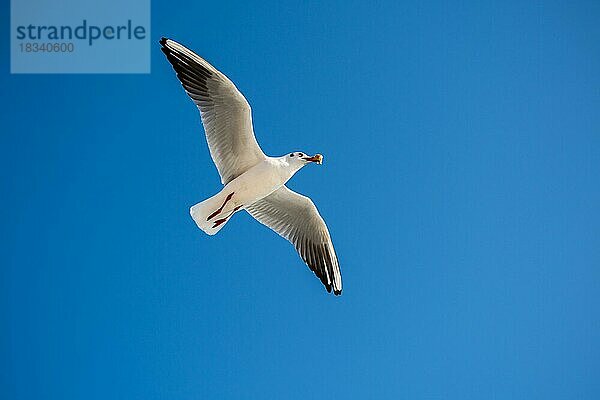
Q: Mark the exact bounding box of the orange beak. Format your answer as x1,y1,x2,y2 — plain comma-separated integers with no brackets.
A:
302,154,323,164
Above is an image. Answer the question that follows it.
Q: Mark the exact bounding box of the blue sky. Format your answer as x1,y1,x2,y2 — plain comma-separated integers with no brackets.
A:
2,0,599,398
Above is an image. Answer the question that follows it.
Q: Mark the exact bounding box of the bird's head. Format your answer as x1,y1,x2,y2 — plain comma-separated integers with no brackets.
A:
285,152,323,169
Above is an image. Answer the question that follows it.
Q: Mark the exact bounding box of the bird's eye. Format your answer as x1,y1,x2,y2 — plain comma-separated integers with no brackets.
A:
290,153,294,157
299,153,303,157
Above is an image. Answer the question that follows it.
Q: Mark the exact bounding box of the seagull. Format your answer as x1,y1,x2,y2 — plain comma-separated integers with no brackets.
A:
160,38,342,295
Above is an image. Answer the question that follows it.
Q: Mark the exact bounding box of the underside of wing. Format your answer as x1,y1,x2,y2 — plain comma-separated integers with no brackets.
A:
246,186,342,295
160,38,266,184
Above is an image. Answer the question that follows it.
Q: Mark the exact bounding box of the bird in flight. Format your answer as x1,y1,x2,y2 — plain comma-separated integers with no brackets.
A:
160,38,342,295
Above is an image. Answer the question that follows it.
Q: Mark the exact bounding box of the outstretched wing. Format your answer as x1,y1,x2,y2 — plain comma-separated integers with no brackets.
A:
160,38,266,184
246,186,342,295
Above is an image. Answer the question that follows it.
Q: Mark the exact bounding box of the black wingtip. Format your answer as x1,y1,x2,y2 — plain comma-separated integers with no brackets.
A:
159,37,168,46
334,289,342,296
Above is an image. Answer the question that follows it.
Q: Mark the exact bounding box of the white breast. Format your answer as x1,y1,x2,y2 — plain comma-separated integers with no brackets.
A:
223,158,292,207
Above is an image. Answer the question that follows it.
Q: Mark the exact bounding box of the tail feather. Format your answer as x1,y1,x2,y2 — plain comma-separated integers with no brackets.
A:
190,193,236,235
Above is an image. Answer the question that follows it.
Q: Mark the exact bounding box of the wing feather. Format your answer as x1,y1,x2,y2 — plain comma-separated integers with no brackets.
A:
160,38,266,184
246,186,342,295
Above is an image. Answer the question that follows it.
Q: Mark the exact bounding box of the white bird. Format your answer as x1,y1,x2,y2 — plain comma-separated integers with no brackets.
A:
160,38,342,295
